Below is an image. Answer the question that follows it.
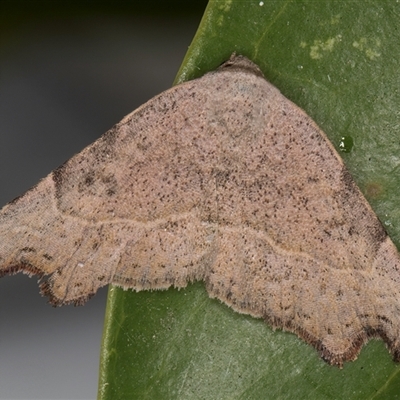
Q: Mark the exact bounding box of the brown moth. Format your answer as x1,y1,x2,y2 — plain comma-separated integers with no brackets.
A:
0,54,399,367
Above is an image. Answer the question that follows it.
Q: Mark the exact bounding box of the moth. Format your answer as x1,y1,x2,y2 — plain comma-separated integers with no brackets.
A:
1,54,399,367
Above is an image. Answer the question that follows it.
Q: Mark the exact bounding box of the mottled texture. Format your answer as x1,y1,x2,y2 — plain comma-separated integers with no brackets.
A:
0,55,399,367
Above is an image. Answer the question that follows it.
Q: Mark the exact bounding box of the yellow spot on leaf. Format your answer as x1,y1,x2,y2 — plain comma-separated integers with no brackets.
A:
353,37,381,60
218,0,232,13
309,35,342,59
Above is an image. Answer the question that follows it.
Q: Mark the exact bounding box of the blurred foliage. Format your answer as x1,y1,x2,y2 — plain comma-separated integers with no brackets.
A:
0,0,208,36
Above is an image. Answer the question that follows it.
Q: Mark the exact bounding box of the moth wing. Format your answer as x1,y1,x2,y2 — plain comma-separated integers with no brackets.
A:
0,76,221,305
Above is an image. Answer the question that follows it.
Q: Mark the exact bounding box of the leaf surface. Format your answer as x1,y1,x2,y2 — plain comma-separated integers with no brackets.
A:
98,1,400,398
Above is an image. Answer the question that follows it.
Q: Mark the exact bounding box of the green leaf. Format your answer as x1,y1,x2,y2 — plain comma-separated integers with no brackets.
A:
98,1,400,398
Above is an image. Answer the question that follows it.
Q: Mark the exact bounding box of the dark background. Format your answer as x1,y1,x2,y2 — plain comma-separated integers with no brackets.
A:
0,1,207,398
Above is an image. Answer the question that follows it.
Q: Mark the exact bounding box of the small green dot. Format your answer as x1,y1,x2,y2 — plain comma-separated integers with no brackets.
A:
338,136,354,153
